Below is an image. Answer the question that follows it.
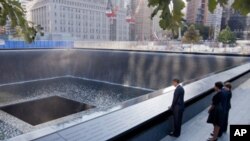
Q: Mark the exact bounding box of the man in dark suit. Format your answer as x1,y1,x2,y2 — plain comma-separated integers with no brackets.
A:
219,82,232,136
218,84,228,137
169,79,185,137
223,82,232,132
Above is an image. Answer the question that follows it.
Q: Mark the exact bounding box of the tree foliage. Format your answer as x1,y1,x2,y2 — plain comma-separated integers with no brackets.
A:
0,0,42,42
182,25,201,44
148,0,250,32
195,24,210,40
217,26,236,44
148,0,185,34
232,0,250,15
181,24,210,40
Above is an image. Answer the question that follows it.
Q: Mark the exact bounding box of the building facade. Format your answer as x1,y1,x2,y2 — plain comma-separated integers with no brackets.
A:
0,26,5,35
131,0,153,41
19,0,34,20
221,0,250,40
186,0,207,24
186,0,222,40
19,0,33,11
227,12,250,40
29,0,129,41
221,0,234,29
205,5,223,40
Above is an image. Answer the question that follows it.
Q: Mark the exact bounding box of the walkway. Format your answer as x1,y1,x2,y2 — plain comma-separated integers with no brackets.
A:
161,78,250,141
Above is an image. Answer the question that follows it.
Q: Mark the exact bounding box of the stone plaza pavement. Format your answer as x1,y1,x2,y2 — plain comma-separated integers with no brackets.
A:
161,78,250,141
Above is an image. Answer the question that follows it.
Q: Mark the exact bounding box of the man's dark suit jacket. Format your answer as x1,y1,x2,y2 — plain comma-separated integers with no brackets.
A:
221,88,231,112
222,88,232,111
171,85,185,111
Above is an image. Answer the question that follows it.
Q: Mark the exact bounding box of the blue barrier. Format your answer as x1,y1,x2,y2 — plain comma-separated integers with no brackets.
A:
0,41,73,49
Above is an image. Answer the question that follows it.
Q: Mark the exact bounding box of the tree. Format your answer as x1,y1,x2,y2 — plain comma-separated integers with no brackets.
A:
195,24,210,40
217,26,236,44
148,0,250,32
0,0,42,42
182,25,201,44
181,24,210,40
148,0,185,34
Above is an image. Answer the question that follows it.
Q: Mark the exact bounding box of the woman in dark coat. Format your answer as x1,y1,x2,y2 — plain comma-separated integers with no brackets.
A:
207,82,224,141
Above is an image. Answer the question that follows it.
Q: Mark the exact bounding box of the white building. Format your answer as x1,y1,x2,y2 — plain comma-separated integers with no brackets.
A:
130,0,154,41
19,0,34,21
205,5,223,40
19,0,33,11
29,0,129,41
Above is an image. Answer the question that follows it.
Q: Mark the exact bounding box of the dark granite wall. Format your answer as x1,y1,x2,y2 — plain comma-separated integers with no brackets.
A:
0,49,249,89
70,50,249,89
0,50,71,84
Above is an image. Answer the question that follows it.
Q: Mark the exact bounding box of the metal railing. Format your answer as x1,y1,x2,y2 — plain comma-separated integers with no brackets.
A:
0,40,249,54
74,41,250,54
0,40,73,49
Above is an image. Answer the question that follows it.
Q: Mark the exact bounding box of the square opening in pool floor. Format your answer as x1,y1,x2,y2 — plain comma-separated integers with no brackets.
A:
0,96,95,126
